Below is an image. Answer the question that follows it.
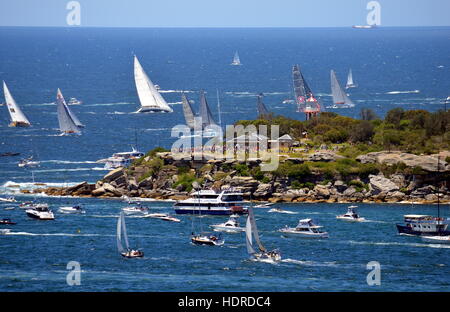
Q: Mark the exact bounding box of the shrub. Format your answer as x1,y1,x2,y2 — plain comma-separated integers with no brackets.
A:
233,163,250,176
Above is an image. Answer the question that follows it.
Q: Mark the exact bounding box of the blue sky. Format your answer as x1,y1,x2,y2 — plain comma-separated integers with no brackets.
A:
0,0,449,27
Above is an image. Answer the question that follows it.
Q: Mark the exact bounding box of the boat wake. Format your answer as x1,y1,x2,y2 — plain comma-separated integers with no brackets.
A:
282,258,343,268
3,231,111,237
386,90,420,94
42,160,97,164
347,240,450,249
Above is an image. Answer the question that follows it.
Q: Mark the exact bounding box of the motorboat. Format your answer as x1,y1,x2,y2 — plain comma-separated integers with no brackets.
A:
19,202,49,209
68,97,82,105
117,211,144,258
58,205,85,214
396,215,450,236
26,206,55,220
191,233,224,246
144,213,180,222
18,156,40,168
97,147,144,170
0,196,16,203
268,207,296,214
210,215,245,233
336,206,365,222
122,204,149,215
254,203,274,208
279,218,329,238
0,229,11,235
0,218,16,225
174,189,247,215
422,235,450,244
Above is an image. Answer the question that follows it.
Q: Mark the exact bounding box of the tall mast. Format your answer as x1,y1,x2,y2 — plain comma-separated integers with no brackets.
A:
216,89,222,128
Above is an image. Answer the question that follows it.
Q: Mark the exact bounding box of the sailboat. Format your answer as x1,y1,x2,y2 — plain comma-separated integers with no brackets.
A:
256,93,271,119
231,51,242,66
345,69,357,89
56,89,82,135
190,190,224,246
134,55,173,113
117,211,144,258
330,70,355,108
292,65,321,117
3,81,31,127
245,206,281,263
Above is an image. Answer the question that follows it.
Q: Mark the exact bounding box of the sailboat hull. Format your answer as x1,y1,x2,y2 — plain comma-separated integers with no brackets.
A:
9,121,30,127
136,107,172,113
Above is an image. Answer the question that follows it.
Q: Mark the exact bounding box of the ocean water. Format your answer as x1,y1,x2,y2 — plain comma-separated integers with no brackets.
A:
0,27,449,291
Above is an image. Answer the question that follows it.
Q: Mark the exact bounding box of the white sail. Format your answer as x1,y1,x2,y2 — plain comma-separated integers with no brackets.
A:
3,81,31,127
245,214,256,255
56,89,81,134
247,207,266,253
231,51,241,65
57,89,84,128
331,70,354,106
117,211,130,254
346,69,355,88
134,55,173,113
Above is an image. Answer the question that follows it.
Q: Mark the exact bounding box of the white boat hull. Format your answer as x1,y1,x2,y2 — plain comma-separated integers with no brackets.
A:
336,215,365,222
422,235,450,244
279,229,329,238
211,224,245,233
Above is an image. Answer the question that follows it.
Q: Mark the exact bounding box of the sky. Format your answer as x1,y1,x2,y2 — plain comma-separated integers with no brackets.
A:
0,0,449,27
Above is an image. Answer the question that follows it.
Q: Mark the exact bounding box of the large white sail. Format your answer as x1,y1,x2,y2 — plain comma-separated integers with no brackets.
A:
330,70,354,106
245,213,256,255
3,81,31,127
116,211,130,254
57,89,81,134
231,51,241,66
134,55,173,113
247,207,266,253
57,89,84,128
345,69,356,88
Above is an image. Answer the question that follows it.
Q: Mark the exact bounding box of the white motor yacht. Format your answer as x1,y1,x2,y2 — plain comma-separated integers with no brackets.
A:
211,215,245,233
26,206,55,220
59,205,85,214
144,213,180,222
268,207,297,214
279,218,329,238
191,233,224,246
422,235,450,244
0,196,16,203
97,147,144,170
122,204,148,215
336,206,365,222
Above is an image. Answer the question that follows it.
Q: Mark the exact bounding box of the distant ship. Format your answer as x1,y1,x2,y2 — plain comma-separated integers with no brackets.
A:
231,51,242,66
345,69,357,89
352,25,377,29
56,88,84,135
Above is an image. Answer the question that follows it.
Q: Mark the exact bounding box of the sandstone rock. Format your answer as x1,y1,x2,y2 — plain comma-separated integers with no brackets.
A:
369,174,399,194
306,151,344,162
103,168,125,183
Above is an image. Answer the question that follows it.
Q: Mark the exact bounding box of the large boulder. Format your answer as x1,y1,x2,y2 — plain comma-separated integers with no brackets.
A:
306,151,344,162
103,168,125,183
369,174,399,194
356,151,448,172
253,183,273,198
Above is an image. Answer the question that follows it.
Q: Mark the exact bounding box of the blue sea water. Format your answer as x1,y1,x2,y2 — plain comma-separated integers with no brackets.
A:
0,27,449,291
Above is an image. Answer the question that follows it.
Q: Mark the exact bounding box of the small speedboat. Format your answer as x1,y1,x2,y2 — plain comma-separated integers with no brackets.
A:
19,202,49,210
422,235,450,244
68,97,82,105
59,205,85,214
279,218,328,238
211,215,245,233
336,206,365,222
122,205,149,215
144,213,180,222
26,206,55,220
254,203,274,208
0,196,16,203
0,218,16,225
252,249,282,263
18,156,40,168
268,207,297,214
121,249,144,258
191,233,224,246
0,229,11,235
